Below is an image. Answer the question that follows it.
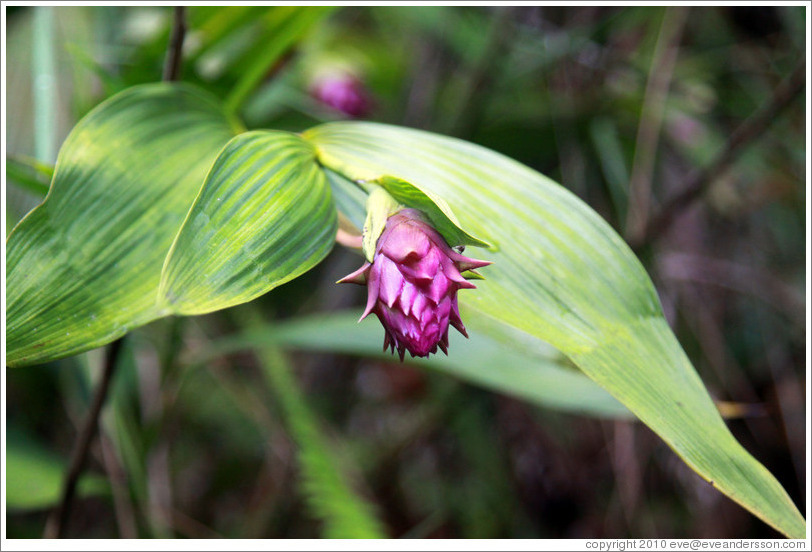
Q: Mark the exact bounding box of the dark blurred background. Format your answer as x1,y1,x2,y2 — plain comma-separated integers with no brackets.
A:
5,5,806,538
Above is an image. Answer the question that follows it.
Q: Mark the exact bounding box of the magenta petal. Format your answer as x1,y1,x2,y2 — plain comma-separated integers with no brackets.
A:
398,247,440,282
426,273,451,304
441,259,477,289
400,281,418,315
436,297,452,323
378,259,404,308
359,263,382,320
380,223,431,262
448,249,492,272
455,278,477,290
450,317,468,338
450,296,462,324
337,262,370,285
411,293,428,327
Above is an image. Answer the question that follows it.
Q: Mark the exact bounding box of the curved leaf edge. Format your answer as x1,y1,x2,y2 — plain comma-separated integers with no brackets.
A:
157,129,339,316
5,82,235,368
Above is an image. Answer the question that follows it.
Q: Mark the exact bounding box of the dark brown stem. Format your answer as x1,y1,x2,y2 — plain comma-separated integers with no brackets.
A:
162,7,187,82
43,338,124,539
632,59,806,249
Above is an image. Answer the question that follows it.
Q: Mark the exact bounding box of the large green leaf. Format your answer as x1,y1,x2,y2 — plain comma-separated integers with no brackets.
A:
159,131,336,315
6,83,236,367
192,310,631,419
302,122,805,538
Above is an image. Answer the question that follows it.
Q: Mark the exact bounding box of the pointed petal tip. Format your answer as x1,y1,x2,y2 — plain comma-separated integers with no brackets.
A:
452,254,492,272
358,302,376,322
451,319,469,338
337,263,371,285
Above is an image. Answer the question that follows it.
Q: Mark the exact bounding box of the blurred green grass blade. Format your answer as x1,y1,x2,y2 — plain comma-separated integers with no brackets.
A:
302,121,805,538
6,155,54,197
195,311,629,419
588,117,630,224
159,131,336,315
248,318,386,538
6,429,109,511
5,83,235,367
186,6,270,62
224,6,335,114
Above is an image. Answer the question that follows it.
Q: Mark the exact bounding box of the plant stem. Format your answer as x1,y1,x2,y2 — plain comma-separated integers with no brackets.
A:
162,7,187,82
335,227,363,249
44,339,124,539
632,59,806,249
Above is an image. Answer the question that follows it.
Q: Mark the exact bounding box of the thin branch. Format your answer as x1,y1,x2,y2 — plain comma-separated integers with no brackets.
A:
162,7,187,82
44,338,124,539
632,59,806,249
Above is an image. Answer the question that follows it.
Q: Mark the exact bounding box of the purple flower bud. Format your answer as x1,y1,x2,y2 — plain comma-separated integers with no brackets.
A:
309,73,373,118
339,208,490,360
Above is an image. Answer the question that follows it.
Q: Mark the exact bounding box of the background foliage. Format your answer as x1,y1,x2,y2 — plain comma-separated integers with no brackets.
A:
5,5,806,538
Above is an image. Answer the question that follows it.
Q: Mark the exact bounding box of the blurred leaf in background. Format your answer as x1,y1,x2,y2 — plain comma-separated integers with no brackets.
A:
6,429,109,512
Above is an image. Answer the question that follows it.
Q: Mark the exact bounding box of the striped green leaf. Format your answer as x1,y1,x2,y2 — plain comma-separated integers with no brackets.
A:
302,122,805,538
159,131,337,315
6,84,235,367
